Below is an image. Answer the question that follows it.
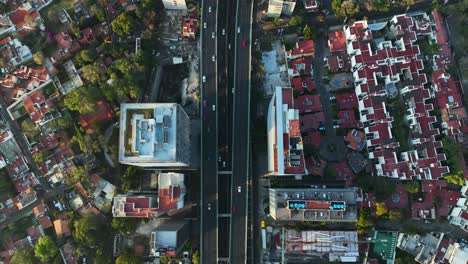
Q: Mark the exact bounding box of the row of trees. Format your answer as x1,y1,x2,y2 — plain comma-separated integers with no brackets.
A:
331,0,415,17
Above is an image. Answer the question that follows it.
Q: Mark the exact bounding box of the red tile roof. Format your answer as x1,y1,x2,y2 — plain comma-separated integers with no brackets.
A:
294,95,322,114
328,31,346,52
336,92,358,110
432,10,448,45
9,8,29,30
54,219,70,237
303,131,320,147
23,90,53,123
54,32,73,49
327,53,351,73
289,40,315,57
291,76,315,94
33,202,46,217
345,129,366,151
38,215,53,229
79,100,114,134
182,18,197,37
299,112,325,131
338,110,359,129
289,57,312,76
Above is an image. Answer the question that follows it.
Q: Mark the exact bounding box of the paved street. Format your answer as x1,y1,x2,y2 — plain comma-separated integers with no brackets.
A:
200,0,219,263
230,0,254,263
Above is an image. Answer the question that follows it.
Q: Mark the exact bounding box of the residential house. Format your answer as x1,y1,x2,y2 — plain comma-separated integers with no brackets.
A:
0,37,32,68
344,15,449,179
112,172,186,218
287,39,315,60
448,181,468,232
182,18,197,39
60,242,79,264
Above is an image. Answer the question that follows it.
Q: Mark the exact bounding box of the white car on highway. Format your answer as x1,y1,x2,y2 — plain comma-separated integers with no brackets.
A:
203,22,207,29
238,186,242,193
212,55,215,62
202,76,206,82
208,203,212,210
208,6,212,12
212,105,216,111
212,32,215,38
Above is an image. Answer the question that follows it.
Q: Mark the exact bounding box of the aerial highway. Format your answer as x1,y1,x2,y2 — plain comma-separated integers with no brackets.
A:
200,0,219,263
230,0,254,263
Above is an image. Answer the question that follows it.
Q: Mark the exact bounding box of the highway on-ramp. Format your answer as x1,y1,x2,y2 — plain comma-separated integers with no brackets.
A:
230,0,254,263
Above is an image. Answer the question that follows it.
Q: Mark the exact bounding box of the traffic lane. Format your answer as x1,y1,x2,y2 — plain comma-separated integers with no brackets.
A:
230,2,253,262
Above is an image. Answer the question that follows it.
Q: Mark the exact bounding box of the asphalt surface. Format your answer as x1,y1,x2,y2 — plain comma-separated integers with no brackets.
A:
229,0,254,263
200,0,219,263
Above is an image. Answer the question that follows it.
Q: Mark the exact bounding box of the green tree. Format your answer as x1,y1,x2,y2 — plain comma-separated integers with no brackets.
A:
405,181,420,194
115,255,142,264
112,13,137,36
356,209,373,234
332,0,360,17
364,0,390,12
192,250,200,264
34,236,58,262
303,25,315,40
111,218,139,235
76,49,98,65
63,88,95,113
67,165,89,184
82,63,104,84
70,23,80,37
33,51,44,65
375,202,388,217
33,151,48,163
73,215,105,247
288,15,303,27
445,172,465,186
71,130,101,155
388,210,402,222
442,137,462,172
90,4,105,22
159,256,173,264
20,119,38,137
10,247,35,264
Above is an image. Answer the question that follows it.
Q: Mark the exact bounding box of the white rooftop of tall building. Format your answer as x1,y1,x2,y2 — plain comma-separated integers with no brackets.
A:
119,103,189,166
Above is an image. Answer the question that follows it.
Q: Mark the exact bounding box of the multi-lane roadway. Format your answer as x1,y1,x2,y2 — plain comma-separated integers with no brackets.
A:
229,0,254,263
200,0,219,263
200,0,253,262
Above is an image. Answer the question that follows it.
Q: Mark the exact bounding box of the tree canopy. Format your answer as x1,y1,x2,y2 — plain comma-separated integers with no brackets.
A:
115,255,142,264
63,88,96,113
405,181,420,194
332,0,360,17
375,202,388,217
67,165,89,185
442,137,462,172
73,215,105,247
10,247,35,264
356,209,373,234
112,13,138,36
111,218,139,235
81,63,104,84
34,236,58,262
71,129,102,155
